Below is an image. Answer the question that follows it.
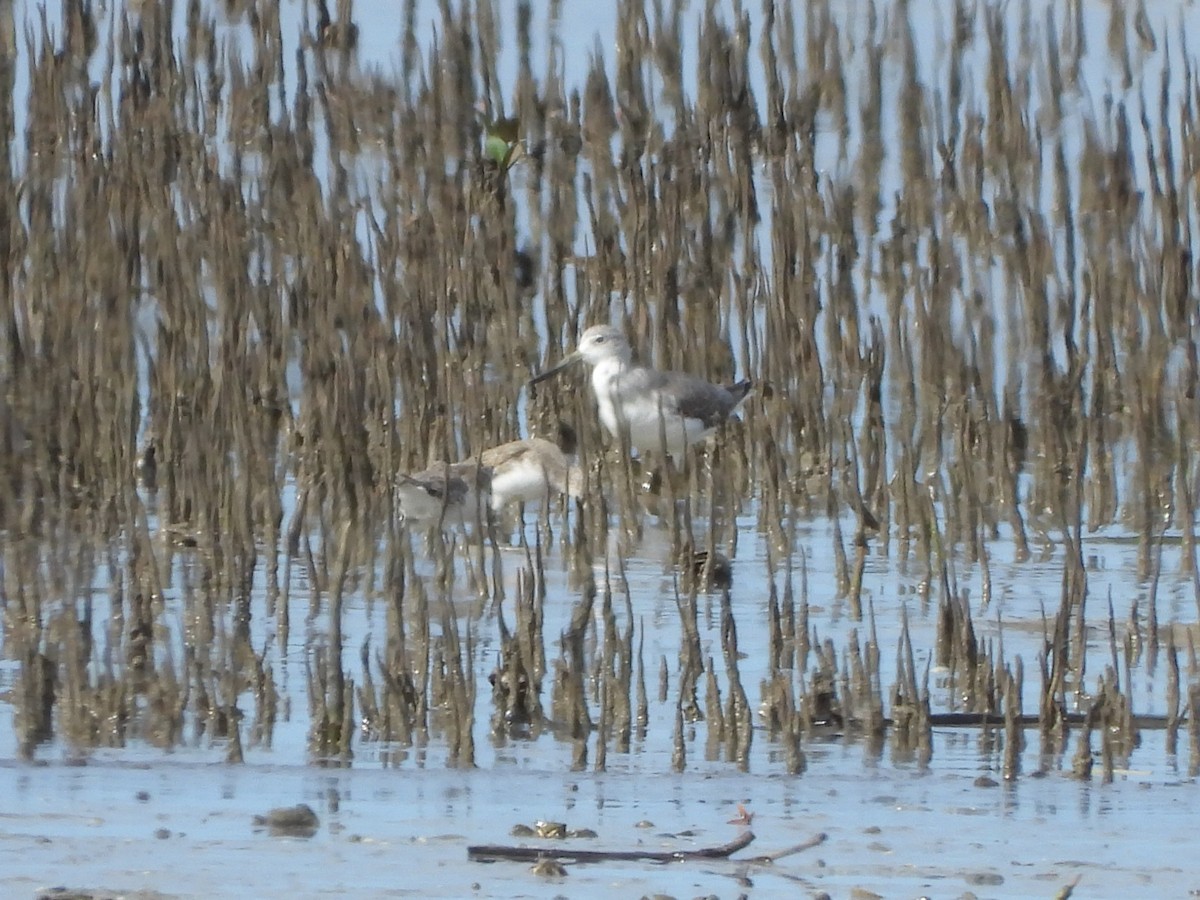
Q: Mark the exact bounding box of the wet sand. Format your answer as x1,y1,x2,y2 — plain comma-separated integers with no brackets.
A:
2,752,1195,898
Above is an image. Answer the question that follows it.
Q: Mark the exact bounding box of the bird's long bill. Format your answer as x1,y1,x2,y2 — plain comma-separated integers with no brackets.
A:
528,352,580,387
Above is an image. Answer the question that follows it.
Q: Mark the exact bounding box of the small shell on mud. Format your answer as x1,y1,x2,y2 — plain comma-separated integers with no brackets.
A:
533,820,567,838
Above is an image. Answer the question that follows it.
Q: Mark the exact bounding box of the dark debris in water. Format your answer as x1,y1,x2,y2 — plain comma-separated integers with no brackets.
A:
252,804,320,838
687,550,734,591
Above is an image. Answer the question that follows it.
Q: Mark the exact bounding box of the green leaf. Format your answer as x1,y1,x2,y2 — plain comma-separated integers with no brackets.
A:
484,117,521,169
484,133,512,166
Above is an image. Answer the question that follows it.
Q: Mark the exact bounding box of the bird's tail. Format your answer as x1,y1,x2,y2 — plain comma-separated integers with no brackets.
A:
726,379,753,407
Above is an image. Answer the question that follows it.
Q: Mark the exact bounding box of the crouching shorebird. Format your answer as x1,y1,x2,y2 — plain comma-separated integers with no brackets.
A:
398,426,582,529
395,462,491,529
529,325,751,458
469,433,584,512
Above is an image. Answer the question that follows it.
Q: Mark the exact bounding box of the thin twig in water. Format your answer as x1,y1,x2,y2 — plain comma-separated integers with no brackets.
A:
742,831,828,864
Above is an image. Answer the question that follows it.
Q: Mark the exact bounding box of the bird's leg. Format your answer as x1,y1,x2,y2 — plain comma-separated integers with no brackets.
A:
663,454,688,495
483,506,507,612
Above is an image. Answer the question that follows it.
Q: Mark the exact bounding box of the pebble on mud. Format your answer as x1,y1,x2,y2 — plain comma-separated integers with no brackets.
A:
965,873,1005,886
530,859,567,877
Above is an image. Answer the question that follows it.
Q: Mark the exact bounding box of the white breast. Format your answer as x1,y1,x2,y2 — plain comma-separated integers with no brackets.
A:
488,456,560,510
591,360,625,439
590,361,704,457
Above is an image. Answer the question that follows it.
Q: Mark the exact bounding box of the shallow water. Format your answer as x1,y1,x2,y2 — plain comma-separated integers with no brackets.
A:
4,758,1195,897
3,515,1197,897
2,752,1195,897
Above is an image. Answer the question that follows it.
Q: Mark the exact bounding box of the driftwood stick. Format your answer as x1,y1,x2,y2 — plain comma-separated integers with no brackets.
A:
468,829,755,864
743,831,827,864
1054,874,1083,899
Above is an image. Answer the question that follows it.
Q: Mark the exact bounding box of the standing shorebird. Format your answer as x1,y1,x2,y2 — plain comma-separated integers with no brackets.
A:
529,325,751,457
395,462,491,529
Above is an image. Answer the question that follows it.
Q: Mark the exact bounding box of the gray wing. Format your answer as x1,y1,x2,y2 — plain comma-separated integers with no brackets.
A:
643,370,751,428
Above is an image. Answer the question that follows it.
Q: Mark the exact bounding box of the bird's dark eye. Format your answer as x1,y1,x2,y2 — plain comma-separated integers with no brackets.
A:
594,335,606,343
